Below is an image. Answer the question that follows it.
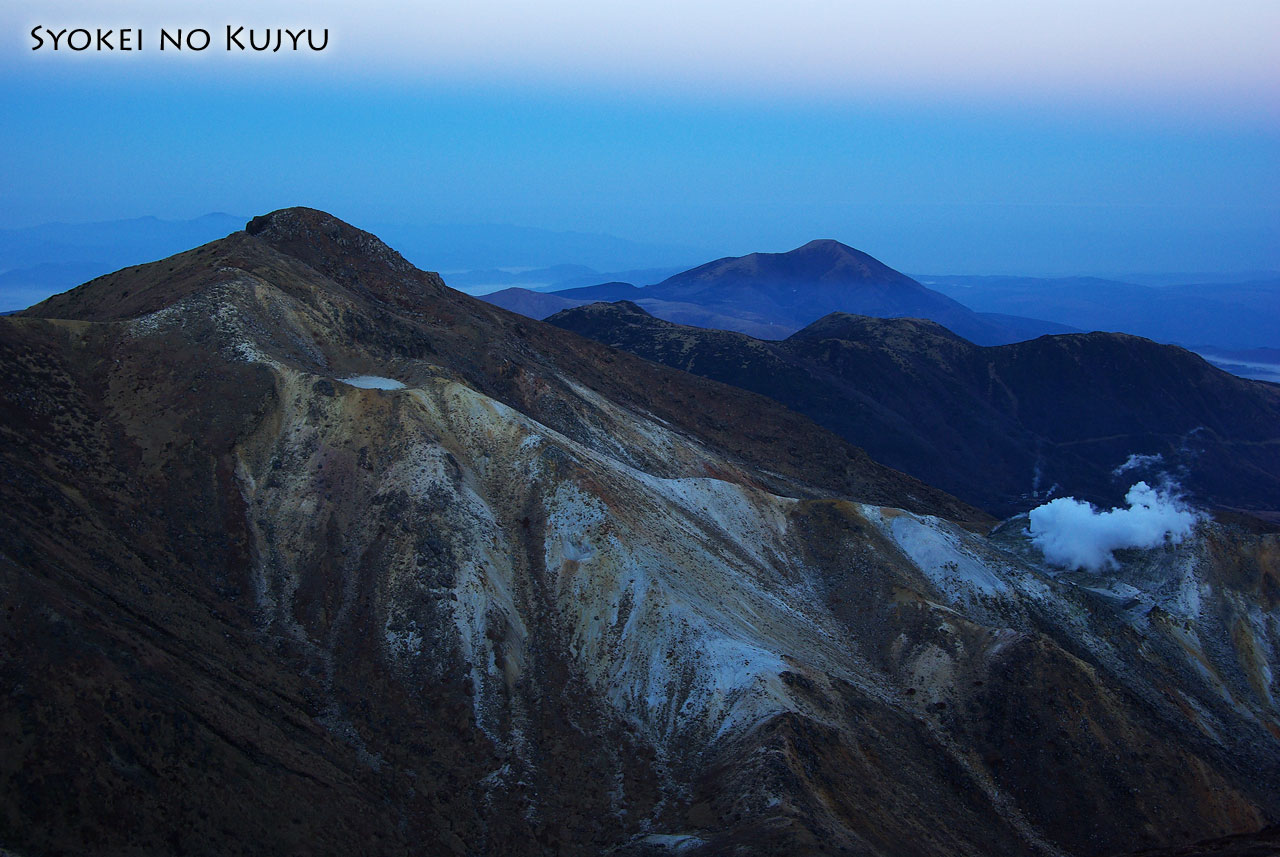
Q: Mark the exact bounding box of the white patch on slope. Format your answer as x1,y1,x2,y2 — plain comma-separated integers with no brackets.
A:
384,624,424,659
541,481,805,745
411,382,873,748
638,833,708,851
340,374,406,390
128,274,277,366
869,508,1012,603
391,377,959,754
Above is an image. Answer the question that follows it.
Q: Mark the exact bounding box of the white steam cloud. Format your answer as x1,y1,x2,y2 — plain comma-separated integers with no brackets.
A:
1029,481,1198,572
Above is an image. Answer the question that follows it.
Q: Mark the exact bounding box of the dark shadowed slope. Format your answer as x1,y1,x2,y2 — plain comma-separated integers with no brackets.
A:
1115,824,1280,857
550,302,1280,517
4,209,1279,857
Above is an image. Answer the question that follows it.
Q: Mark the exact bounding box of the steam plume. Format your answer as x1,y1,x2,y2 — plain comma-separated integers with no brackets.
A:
1112,453,1163,476
1029,481,1198,572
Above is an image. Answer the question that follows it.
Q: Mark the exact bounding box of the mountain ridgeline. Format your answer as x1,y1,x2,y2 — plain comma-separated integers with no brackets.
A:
548,302,1280,517
2,209,1278,857
482,238,1076,343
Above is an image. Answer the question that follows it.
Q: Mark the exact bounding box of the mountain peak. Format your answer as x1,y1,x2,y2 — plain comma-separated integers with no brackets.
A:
22,208,448,322
776,238,912,280
246,206,369,240
793,238,858,254
588,298,651,317
630,239,1068,345
653,238,920,296
788,311,972,345
245,207,415,276
245,207,446,310
545,300,657,338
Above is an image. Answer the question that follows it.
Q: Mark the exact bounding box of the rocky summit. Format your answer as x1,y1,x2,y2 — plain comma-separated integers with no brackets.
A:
1,208,1278,856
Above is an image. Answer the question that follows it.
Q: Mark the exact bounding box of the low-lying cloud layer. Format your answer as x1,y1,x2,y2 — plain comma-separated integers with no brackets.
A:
1029,481,1198,572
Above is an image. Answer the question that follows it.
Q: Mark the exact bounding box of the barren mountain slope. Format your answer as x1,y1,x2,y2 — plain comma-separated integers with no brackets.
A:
1,209,1277,857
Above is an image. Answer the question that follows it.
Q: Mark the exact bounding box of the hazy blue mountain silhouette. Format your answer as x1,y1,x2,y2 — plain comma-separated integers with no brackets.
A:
484,239,1074,343
923,274,1280,350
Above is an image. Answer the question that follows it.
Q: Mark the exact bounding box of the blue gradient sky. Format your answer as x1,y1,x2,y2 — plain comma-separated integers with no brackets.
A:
2,0,1277,274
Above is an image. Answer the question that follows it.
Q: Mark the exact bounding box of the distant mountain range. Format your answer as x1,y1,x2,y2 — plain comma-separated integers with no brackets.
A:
922,274,1280,351
365,222,707,273
0,214,246,311
484,240,1077,345
0,215,705,312
444,264,685,295
1190,347,1280,384
0,213,246,271
8,217,1276,357
1114,271,1280,287
549,301,1280,517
